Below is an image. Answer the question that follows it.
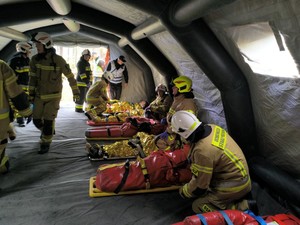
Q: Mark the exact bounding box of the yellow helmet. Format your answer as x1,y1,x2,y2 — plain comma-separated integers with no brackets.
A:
172,76,192,93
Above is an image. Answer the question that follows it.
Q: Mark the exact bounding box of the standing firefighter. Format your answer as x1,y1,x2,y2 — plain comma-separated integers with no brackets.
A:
29,32,80,154
171,110,252,213
8,41,32,127
0,60,32,174
75,49,92,113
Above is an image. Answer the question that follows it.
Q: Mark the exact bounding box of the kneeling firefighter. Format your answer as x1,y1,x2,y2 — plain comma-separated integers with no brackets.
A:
171,110,252,213
85,71,113,121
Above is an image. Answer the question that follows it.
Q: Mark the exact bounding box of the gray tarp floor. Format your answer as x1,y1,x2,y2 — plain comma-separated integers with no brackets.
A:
0,103,288,225
0,103,195,225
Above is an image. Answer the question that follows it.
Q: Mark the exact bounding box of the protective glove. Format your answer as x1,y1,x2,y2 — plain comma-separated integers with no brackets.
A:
179,186,186,199
159,131,169,140
160,117,167,125
73,94,80,103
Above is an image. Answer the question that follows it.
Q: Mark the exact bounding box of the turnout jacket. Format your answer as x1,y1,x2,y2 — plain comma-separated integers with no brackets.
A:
149,94,173,120
167,94,198,123
76,57,92,87
182,124,251,198
86,79,109,105
28,50,79,100
0,60,32,123
8,52,30,90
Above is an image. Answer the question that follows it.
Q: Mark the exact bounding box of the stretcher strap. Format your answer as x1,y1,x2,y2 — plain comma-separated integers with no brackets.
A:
107,128,111,136
197,214,208,225
244,210,267,225
137,157,150,189
114,159,130,194
219,211,233,225
116,115,121,122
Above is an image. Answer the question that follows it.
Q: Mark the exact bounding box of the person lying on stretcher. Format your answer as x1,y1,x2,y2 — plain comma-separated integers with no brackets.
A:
94,134,192,193
85,116,167,138
86,132,157,160
85,98,148,123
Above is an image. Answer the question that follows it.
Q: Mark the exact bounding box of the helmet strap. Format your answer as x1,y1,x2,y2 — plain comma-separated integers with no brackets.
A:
187,123,207,143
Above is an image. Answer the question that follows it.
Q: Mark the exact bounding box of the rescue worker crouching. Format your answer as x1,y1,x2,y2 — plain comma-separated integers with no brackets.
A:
75,49,92,113
0,60,32,174
29,32,80,154
171,110,252,213
85,71,113,122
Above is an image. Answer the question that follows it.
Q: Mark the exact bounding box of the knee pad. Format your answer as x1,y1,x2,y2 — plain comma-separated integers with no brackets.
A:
33,119,44,130
43,120,54,135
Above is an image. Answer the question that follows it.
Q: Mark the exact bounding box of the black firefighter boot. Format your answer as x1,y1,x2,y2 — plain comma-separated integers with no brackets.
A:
0,156,10,175
38,143,50,154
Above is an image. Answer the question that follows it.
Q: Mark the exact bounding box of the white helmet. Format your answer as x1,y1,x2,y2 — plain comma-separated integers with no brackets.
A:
171,110,201,139
16,42,32,53
82,49,91,56
102,71,114,81
155,84,167,92
31,32,53,49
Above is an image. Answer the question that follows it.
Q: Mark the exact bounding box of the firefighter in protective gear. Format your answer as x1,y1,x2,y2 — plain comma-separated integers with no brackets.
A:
75,49,92,112
166,75,197,123
8,41,32,127
85,71,113,122
144,84,173,121
29,32,80,154
155,75,198,151
171,110,251,213
0,60,32,174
